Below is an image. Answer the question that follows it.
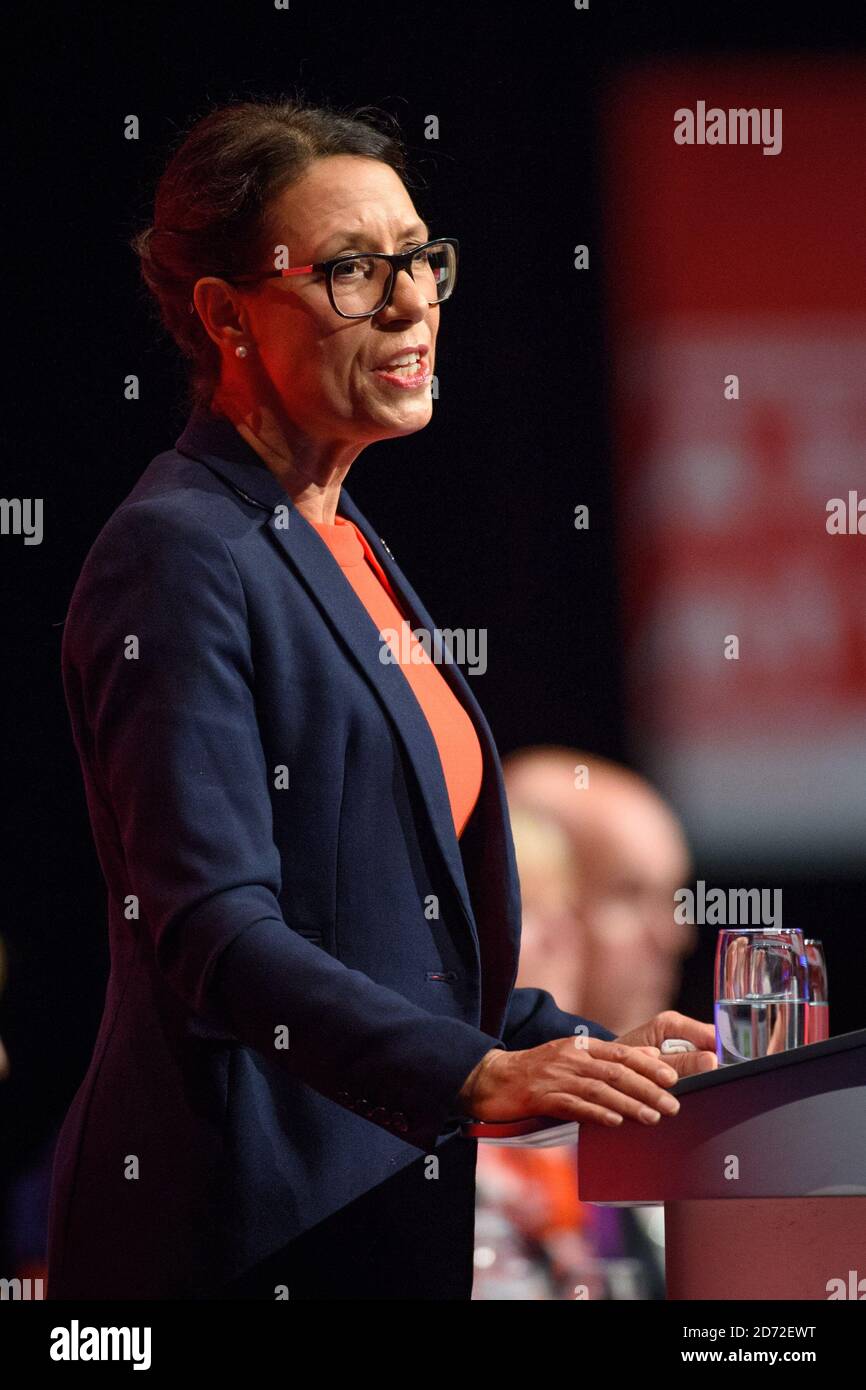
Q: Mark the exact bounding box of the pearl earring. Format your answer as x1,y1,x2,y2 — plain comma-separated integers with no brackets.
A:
235,344,249,359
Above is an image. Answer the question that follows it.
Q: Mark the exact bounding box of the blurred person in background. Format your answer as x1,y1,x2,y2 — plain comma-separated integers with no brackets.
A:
473,748,697,1300
504,747,696,1036
473,809,598,1298
508,807,585,1016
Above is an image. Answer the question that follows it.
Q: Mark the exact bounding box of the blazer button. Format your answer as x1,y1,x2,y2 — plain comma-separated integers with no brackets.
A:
392,1113,409,1133
368,1107,388,1125
335,1091,350,1105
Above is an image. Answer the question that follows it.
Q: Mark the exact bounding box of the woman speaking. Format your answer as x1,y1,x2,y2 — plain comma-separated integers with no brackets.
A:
47,98,716,1301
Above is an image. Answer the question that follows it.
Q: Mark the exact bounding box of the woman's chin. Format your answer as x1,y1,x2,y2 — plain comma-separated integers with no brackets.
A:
366,395,434,438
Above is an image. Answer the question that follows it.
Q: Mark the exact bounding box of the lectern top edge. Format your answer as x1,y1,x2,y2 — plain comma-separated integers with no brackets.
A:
673,1024,866,1097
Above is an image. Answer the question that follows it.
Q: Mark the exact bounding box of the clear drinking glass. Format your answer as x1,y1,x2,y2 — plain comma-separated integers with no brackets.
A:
714,928,809,1065
804,938,830,1043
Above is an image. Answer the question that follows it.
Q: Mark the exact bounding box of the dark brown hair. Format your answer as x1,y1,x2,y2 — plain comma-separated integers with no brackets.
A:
131,97,411,408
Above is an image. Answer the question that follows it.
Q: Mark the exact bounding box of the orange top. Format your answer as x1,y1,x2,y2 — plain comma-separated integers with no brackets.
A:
309,515,483,838
476,1145,586,1237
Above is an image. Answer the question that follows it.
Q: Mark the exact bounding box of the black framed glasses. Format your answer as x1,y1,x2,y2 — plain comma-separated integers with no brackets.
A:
224,237,459,319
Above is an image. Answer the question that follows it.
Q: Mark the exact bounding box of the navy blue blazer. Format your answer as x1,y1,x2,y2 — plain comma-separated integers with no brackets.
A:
47,406,615,1300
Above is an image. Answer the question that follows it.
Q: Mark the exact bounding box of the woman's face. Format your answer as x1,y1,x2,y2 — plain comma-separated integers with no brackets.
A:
215,154,440,446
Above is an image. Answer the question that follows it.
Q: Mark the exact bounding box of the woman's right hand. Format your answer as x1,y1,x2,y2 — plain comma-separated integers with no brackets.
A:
458,1038,682,1127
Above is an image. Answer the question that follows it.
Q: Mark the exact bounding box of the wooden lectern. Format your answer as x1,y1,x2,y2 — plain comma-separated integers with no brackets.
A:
577,1028,866,1299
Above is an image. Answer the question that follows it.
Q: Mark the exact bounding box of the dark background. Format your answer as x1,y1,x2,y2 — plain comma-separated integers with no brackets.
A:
3,1,865,1269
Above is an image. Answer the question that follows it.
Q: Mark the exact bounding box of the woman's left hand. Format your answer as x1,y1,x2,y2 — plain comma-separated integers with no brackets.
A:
615,1010,719,1077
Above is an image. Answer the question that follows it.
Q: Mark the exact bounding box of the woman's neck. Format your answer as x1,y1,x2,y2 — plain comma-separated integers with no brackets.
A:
211,394,361,526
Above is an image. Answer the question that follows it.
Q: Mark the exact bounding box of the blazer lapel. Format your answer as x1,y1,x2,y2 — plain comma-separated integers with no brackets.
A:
175,408,518,979
335,486,523,1027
